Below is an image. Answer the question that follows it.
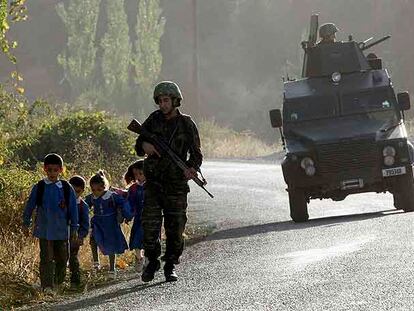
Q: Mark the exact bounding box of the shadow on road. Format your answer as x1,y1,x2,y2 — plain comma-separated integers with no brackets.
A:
47,281,165,311
205,209,403,242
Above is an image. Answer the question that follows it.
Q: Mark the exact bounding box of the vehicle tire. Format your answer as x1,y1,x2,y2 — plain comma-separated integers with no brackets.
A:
393,174,414,212
289,189,309,222
393,193,402,210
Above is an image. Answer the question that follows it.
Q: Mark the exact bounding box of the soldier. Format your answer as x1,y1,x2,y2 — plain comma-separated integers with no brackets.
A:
135,81,203,282
318,23,339,44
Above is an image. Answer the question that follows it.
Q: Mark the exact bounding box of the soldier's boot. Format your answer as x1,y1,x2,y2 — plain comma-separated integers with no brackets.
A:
141,259,160,283
164,262,178,282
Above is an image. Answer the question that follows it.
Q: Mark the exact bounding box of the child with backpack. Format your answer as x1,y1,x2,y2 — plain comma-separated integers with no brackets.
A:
85,170,133,279
68,175,90,288
22,153,78,294
124,160,146,273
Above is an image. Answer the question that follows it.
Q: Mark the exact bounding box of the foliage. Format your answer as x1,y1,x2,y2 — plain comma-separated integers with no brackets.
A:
0,90,137,308
55,0,165,116
56,0,101,99
99,0,131,111
0,85,39,164
15,110,136,179
0,0,27,94
199,119,277,158
132,0,165,116
0,0,27,64
0,161,42,308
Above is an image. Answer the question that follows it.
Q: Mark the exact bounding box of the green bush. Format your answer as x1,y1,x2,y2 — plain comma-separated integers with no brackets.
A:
15,110,137,178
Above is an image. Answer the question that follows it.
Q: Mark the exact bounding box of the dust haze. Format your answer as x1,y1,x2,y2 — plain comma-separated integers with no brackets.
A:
1,0,413,142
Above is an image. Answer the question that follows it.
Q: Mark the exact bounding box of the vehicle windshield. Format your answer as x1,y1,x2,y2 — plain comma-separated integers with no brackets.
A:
284,95,336,122
284,89,399,123
341,89,396,115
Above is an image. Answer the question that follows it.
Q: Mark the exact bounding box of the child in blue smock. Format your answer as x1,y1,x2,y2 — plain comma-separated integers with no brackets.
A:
22,153,78,294
68,175,90,287
124,160,145,272
85,170,132,279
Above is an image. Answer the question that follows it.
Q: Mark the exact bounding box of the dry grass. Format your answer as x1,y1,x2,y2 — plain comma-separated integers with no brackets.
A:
0,220,213,309
199,119,279,158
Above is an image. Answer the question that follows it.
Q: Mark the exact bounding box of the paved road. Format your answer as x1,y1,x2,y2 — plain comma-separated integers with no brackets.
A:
49,160,414,311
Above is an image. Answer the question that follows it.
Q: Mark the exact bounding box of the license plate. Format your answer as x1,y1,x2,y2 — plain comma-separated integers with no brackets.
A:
382,166,406,177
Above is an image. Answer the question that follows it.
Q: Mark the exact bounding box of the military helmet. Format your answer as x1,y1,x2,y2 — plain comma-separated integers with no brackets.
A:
319,23,339,39
153,81,183,107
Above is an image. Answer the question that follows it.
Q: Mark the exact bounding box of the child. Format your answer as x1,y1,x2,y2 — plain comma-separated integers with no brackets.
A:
68,175,90,287
22,153,78,294
124,160,145,272
85,170,132,279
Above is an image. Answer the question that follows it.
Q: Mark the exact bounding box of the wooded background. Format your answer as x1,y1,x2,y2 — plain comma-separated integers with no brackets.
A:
1,0,413,141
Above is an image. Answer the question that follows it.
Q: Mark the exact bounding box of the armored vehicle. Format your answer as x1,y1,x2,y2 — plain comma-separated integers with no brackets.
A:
270,15,414,222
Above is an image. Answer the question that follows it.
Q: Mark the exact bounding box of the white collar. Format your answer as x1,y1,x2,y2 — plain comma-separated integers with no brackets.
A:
93,190,114,200
102,190,114,200
129,181,145,188
44,178,62,188
76,197,81,204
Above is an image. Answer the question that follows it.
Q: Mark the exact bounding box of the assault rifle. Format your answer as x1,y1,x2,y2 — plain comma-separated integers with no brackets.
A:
127,119,214,198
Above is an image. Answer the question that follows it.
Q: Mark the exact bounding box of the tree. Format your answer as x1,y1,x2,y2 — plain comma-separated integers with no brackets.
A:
132,0,165,116
0,0,27,93
99,0,131,110
56,0,101,100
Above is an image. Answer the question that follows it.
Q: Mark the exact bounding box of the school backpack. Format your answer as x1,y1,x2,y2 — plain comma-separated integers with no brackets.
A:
36,179,71,208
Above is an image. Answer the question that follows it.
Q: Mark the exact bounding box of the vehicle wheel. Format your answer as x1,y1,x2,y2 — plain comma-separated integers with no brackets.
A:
288,189,309,222
393,174,414,212
393,193,402,210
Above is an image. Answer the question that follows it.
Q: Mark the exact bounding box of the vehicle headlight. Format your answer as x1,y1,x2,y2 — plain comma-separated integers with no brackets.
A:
332,72,341,83
300,157,314,169
382,146,396,157
305,166,316,176
300,157,316,176
384,156,395,166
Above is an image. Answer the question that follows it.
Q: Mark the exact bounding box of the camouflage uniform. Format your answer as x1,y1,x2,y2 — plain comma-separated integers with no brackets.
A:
135,82,203,265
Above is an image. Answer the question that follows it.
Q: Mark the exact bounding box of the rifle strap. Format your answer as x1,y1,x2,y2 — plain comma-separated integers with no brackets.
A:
168,118,179,146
